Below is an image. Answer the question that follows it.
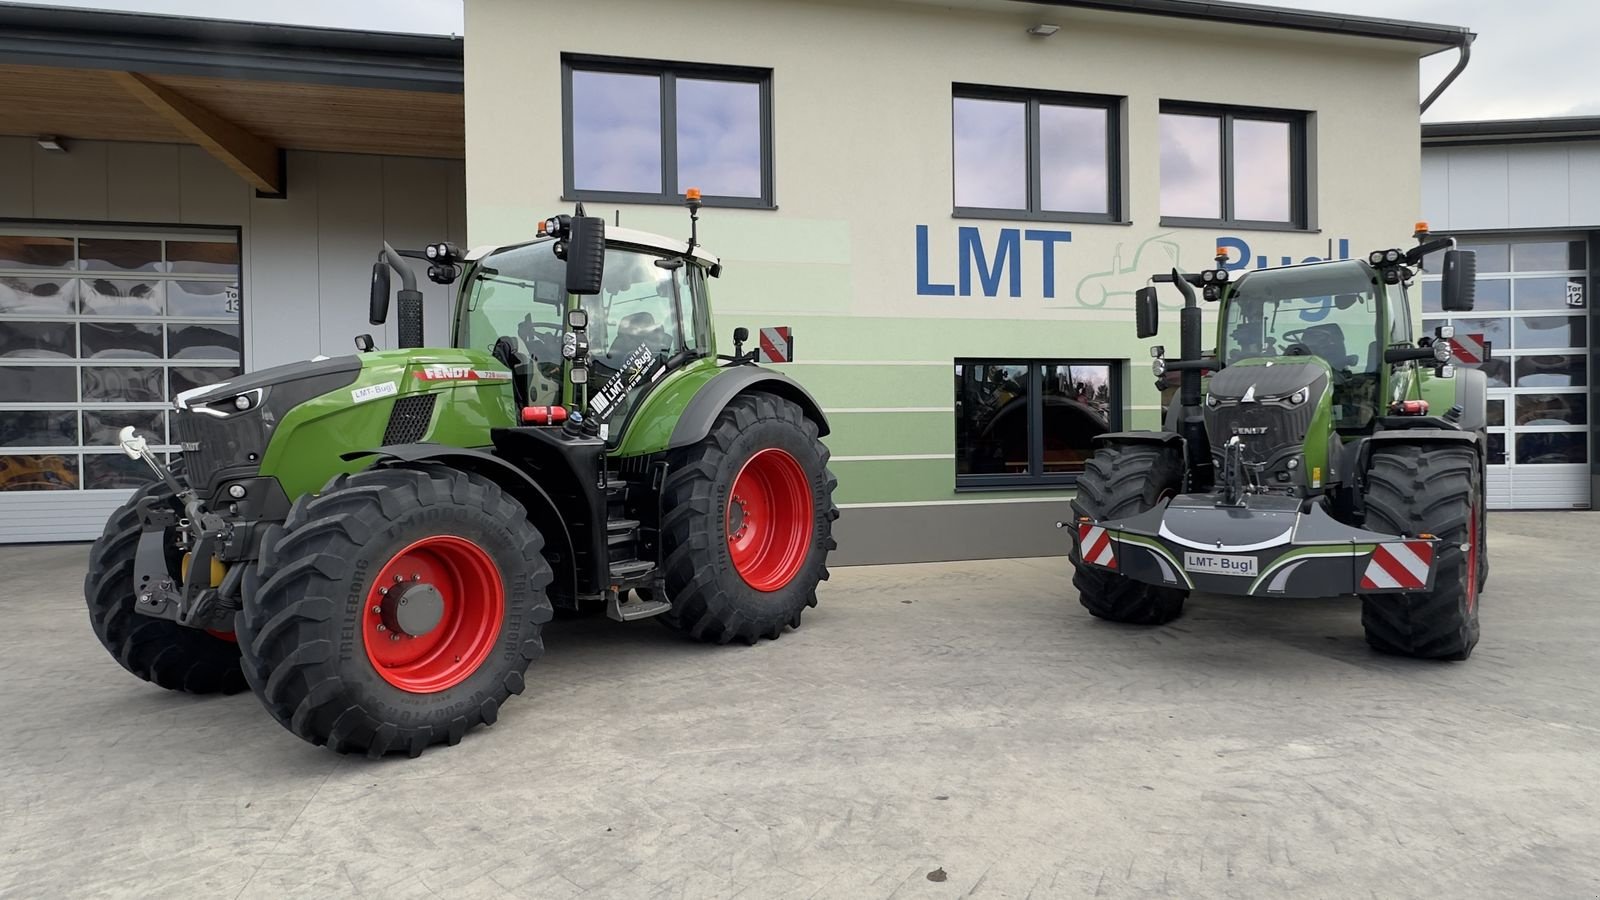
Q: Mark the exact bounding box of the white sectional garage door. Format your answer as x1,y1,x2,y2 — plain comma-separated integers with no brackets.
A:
1422,235,1590,510
0,225,243,542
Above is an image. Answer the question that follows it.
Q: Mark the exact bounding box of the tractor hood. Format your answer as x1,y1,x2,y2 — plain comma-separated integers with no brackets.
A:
1203,358,1331,471
1206,358,1327,404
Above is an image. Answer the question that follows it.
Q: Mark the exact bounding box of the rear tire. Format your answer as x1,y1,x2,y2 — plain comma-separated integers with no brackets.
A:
1070,444,1188,625
84,465,245,694
239,466,553,757
1360,444,1482,661
658,393,837,644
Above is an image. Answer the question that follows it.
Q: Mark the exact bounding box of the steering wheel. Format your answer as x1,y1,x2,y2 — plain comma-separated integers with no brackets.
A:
1277,328,1315,357
517,317,565,361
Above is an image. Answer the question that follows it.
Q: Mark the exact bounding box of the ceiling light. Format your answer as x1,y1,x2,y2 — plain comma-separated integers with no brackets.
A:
1027,23,1060,36
36,136,65,152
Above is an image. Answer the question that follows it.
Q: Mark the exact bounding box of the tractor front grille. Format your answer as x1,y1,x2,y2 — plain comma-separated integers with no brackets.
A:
1205,400,1316,463
382,394,437,445
171,408,266,499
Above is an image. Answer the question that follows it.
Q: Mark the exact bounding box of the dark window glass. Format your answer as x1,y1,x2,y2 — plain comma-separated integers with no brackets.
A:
1041,364,1113,473
0,366,75,402
1512,241,1585,272
1486,399,1505,427
1480,357,1512,388
0,410,76,447
570,70,661,194
0,454,78,490
1232,119,1290,222
1460,242,1510,273
79,279,162,316
1424,279,1509,314
1515,277,1586,311
1487,433,1506,465
677,78,762,198
84,409,164,445
1039,104,1110,215
0,321,76,359
167,281,240,318
0,235,74,269
1514,315,1584,350
84,453,157,490
1516,432,1587,465
168,323,242,361
81,322,162,359
953,97,1026,210
1159,113,1221,219
0,277,76,315
79,239,160,273
169,365,240,398
82,366,163,402
1515,394,1587,427
166,240,240,277
1513,355,1586,388
955,363,1030,476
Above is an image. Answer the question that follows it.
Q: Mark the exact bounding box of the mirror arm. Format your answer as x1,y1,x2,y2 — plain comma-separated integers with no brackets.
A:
381,242,418,293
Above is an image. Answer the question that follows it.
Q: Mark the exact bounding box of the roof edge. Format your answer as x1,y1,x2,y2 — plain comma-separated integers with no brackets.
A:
1015,0,1472,51
1423,117,1600,145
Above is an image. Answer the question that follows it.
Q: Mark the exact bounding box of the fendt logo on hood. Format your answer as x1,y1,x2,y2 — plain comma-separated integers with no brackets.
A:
415,365,512,382
1231,426,1269,435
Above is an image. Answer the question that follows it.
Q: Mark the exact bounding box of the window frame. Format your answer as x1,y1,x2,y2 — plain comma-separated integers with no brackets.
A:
561,54,775,209
1158,101,1312,232
951,84,1126,225
954,357,1123,489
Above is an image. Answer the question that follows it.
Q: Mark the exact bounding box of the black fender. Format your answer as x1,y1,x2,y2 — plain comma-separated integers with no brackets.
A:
1448,366,1489,432
667,366,830,450
341,444,576,597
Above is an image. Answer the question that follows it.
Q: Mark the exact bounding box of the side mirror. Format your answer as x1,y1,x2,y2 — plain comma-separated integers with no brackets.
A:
733,326,749,343
1440,248,1476,312
1134,287,1159,339
564,215,606,296
369,262,391,325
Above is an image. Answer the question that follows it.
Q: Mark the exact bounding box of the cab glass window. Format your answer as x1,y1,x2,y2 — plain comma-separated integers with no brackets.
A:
458,241,568,407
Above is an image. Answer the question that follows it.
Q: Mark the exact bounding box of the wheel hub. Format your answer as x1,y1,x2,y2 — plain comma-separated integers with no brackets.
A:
382,581,446,637
728,496,749,537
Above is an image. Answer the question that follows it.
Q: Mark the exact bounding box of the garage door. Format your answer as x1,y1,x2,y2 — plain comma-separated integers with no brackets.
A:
1422,236,1589,510
0,226,243,542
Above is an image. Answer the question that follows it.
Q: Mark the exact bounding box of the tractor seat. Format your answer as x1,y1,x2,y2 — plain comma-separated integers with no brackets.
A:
1300,323,1358,370
606,311,669,361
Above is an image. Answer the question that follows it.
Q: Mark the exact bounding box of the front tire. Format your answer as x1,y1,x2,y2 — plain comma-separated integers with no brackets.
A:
1360,444,1482,661
658,393,838,644
84,467,245,694
1070,444,1188,625
238,466,553,757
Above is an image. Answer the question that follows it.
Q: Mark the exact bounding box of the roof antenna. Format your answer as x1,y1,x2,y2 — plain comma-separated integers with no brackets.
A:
685,187,702,252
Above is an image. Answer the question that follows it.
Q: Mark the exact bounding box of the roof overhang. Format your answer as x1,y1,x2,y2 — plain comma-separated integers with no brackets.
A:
1423,117,1600,147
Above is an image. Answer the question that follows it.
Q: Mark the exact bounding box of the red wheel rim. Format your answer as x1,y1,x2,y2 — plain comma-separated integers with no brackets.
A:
362,535,504,693
1466,504,1479,613
726,448,814,592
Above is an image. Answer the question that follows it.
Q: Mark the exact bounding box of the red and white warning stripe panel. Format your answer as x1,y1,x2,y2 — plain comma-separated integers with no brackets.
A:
1078,524,1117,570
1446,333,1486,365
757,326,792,364
1360,541,1434,590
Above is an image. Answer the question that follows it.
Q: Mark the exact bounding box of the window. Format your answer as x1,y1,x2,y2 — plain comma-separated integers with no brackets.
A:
954,359,1120,486
563,56,772,207
0,228,242,492
952,86,1123,222
1159,103,1309,229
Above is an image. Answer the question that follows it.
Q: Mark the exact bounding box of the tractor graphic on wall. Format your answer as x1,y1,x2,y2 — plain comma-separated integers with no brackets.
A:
1056,233,1184,310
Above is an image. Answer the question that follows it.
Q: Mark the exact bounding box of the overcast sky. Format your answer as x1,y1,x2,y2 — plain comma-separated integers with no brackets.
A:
15,0,1597,122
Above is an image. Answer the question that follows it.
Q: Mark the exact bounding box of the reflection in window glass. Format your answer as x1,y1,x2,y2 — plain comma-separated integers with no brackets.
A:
1232,119,1290,222
84,453,157,490
0,322,76,359
0,277,76,315
168,323,242,361
1487,433,1506,465
81,322,162,359
1516,432,1587,465
677,79,761,198
0,236,74,270
1512,241,1585,272
84,409,163,445
79,239,160,273
1459,243,1510,273
82,366,164,402
169,365,240,399
0,454,78,491
1514,315,1584,350
0,366,75,402
1039,105,1109,214
79,279,162,316
166,241,240,276
1515,277,1585,311
570,70,662,194
1487,400,1504,427
1042,364,1112,473
955,363,1030,475
1159,113,1221,219
0,410,76,447
1480,357,1511,388
1516,394,1586,427
1514,355,1585,388
953,98,1026,210
167,281,240,318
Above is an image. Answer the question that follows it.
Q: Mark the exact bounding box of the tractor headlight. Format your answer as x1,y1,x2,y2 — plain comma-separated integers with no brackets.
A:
1385,249,1402,263
1151,357,1167,378
1369,250,1386,265
1214,268,1229,283
234,394,252,410
1290,387,1308,405
425,244,439,259
1201,270,1214,283
1205,392,1219,408
1433,341,1453,364
227,483,247,499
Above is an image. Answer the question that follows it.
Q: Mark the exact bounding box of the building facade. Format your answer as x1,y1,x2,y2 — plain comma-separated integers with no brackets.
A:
464,0,1467,563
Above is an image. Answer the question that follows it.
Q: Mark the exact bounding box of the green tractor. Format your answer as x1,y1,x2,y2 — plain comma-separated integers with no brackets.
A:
1068,225,1489,660
85,195,838,756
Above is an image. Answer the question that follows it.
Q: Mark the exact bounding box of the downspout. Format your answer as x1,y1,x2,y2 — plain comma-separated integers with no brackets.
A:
1421,34,1474,114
